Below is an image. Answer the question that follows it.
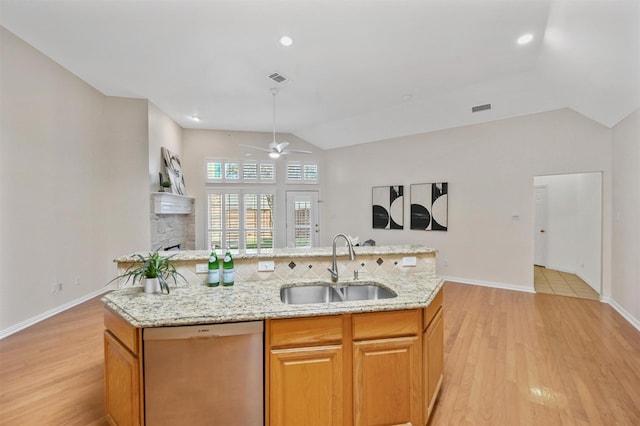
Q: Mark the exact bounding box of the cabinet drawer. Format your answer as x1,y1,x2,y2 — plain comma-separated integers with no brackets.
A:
270,315,343,348
423,287,443,330
104,307,140,355
353,309,420,341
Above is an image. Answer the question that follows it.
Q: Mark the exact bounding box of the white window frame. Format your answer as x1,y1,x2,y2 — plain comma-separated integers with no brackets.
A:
207,188,276,253
205,159,276,184
286,161,319,184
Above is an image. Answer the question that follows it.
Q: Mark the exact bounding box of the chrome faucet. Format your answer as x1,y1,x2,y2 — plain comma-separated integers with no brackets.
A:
327,233,356,283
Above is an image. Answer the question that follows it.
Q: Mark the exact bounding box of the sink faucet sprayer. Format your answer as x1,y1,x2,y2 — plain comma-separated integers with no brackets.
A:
327,233,356,284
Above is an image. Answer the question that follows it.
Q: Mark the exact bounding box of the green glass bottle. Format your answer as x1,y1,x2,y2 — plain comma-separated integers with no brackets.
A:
207,247,220,287
222,247,234,286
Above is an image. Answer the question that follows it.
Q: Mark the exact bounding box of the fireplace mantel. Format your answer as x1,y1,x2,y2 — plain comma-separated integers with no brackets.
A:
151,192,194,214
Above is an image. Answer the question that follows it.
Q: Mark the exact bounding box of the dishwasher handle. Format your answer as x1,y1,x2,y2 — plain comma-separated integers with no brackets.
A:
144,321,263,341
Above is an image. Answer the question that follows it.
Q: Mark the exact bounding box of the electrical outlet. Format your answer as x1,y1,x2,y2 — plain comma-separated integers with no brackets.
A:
195,263,208,273
402,256,417,267
258,261,275,272
51,282,63,294
443,260,449,267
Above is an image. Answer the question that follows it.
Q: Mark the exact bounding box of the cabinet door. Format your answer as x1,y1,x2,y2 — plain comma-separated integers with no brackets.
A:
424,308,444,423
270,344,344,426
353,336,421,426
104,331,140,426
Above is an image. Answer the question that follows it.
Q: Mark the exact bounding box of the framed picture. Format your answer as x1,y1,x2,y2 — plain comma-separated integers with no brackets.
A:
372,185,404,229
410,182,448,231
161,147,186,195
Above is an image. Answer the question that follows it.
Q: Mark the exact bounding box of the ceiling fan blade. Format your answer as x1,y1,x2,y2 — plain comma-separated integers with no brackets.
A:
275,142,289,153
239,144,272,153
285,149,313,154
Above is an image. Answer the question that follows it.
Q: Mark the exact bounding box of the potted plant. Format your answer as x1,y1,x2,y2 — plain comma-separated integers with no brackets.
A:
111,250,186,294
160,180,172,192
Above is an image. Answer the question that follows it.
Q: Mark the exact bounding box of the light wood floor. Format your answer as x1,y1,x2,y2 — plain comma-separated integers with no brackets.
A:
1,284,639,425
534,266,600,301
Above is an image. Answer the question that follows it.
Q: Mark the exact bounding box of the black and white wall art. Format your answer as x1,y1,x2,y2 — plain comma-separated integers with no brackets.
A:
372,185,404,229
410,182,448,231
161,147,186,195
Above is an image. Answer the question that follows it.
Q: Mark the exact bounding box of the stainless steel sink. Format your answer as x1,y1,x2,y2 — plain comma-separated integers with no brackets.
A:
280,282,396,304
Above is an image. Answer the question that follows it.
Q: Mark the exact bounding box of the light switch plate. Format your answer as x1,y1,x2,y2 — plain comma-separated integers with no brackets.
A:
402,256,417,267
258,261,275,272
195,263,208,273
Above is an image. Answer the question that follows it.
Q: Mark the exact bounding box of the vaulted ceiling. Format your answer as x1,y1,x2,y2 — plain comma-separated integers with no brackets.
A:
1,0,638,149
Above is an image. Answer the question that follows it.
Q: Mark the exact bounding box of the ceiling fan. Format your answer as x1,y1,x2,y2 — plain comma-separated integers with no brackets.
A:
240,88,312,159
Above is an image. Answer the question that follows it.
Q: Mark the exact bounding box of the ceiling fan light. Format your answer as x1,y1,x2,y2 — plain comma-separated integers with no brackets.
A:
269,152,281,159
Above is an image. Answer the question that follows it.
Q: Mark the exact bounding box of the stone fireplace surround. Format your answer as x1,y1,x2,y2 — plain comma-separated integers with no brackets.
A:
150,193,195,251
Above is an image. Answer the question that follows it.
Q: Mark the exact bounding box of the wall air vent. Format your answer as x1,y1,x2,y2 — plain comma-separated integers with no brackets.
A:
267,72,288,84
472,103,492,113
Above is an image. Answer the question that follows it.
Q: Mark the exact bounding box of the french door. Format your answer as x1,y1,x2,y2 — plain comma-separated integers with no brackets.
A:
286,191,319,248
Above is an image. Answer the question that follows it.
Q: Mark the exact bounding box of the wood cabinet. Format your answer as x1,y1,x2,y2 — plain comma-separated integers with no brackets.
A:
268,302,443,426
423,288,444,424
353,336,421,426
352,309,421,426
270,344,344,425
103,308,143,426
267,315,346,426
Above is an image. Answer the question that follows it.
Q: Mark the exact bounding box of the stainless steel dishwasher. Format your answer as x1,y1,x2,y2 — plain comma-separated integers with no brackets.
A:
143,321,264,426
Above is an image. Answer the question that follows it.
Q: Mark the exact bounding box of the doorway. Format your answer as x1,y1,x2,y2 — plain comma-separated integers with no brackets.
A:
286,191,319,248
533,172,602,298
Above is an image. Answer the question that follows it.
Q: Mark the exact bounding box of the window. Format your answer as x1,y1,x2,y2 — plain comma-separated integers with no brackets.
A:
206,159,275,183
287,162,318,183
208,190,275,253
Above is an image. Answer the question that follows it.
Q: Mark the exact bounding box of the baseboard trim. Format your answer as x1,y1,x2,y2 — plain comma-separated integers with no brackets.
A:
439,275,535,294
601,297,640,332
0,285,115,340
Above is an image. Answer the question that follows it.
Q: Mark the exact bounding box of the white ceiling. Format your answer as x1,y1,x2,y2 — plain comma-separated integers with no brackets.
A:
1,0,638,150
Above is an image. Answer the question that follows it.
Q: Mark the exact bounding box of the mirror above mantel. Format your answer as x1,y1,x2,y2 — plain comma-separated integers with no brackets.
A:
151,192,194,215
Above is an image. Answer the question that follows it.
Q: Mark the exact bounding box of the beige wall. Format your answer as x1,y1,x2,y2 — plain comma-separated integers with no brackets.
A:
0,28,149,333
148,102,183,193
611,109,640,326
181,129,325,250
323,109,613,294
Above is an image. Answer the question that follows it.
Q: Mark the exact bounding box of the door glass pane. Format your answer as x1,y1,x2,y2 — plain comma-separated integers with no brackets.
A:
294,200,312,247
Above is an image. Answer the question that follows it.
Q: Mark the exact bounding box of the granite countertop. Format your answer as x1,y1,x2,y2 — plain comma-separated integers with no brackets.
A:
114,245,436,263
102,273,444,328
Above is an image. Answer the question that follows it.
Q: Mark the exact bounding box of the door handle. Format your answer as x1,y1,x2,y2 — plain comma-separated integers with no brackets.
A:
540,229,545,233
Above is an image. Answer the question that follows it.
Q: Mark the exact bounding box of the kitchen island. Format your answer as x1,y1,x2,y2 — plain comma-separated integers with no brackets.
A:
103,246,444,426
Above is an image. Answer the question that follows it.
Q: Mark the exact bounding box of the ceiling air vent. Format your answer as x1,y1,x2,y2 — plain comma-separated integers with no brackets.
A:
472,103,491,113
267,72,288,84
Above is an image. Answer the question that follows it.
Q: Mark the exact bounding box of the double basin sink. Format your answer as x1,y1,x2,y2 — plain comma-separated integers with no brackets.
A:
280,281,396,305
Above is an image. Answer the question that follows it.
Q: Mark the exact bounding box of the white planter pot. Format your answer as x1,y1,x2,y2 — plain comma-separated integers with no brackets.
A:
144,277,161,294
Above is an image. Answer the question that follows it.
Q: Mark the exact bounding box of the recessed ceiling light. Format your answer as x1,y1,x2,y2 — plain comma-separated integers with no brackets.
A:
402,94,413,102
191,115,201,122
279,35,293,47
517,33,534,45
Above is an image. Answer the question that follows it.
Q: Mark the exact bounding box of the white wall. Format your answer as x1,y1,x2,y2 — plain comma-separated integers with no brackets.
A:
0,28,149,334
576,172,602,291
148,102,183,192
611,109,640,328
533,173,602,291
323,109,612,293
181,129,325,250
